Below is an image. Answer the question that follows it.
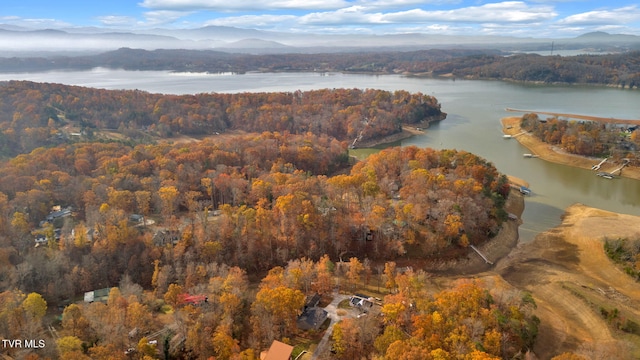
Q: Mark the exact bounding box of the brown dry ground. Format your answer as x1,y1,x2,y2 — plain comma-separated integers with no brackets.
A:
489,204,640,358
502,116,640,181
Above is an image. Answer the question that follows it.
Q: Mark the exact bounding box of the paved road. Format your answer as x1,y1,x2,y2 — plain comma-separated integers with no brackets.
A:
310,292,352,360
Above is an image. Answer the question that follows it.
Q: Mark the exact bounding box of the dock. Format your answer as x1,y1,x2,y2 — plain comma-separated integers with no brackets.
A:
610,160,629,176
591,158,607,171
503,131,526,139
470,245,493,265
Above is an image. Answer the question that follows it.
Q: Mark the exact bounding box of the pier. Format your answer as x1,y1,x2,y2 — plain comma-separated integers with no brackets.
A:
610,159,630,175
591,158,607,171
470,245,493,265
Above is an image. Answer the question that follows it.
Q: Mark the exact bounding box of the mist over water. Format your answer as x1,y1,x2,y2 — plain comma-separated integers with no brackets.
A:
2,69,639,241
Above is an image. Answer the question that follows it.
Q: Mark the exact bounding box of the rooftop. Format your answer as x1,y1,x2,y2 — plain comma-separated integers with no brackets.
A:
262,340,293,360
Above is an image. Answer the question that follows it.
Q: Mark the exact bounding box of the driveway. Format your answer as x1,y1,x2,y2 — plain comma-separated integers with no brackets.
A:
310,292,352,360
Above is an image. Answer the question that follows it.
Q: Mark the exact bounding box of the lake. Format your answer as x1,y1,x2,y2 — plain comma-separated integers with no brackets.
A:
1,69,639,241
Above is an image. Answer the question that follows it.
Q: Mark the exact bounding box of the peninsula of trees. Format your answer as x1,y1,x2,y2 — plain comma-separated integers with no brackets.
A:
520,113,640,165
0,81,530,359
0,81,445,158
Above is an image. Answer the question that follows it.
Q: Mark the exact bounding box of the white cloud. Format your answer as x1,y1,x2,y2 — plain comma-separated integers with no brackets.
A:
298,1,556,26
558,6,640,26
97,15,139,27
139,0,349,11
0,16,73,29
205,14,298,28
382,2,556,24
300,6,381,25
143,10,195,25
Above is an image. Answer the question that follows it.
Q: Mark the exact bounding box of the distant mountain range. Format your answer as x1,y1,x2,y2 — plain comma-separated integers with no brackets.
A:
1,24,640,56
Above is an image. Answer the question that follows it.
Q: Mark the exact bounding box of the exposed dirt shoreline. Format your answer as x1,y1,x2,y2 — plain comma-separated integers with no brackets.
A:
501,116,640,181
494,204,640,358
354,126,425,148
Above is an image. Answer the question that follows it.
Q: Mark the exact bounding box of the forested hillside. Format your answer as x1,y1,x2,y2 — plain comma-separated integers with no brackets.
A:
2,48,640,87
0,79,527,359
0,126,513,359
0,81,444,157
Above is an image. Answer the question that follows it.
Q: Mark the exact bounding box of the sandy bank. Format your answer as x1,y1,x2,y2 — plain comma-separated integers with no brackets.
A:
501,116,640,181
354,126,425,148
496,204,640,358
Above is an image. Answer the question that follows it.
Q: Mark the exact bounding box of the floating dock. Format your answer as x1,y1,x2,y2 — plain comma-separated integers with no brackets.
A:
596,172,614,179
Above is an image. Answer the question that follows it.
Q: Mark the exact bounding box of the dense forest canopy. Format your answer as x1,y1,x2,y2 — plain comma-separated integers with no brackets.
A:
0,81,444,157
0,78,537,359
1,48,640,87
0,140,509,285
0,115,512,358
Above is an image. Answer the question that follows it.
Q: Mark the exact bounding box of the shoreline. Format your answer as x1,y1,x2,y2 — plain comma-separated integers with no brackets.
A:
495,203,640,357
501,116,640,181
506,108,640,125
421,187,525,275
353,125,425,148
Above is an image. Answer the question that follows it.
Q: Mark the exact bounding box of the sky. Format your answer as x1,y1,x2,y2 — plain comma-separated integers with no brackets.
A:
2,0,640,38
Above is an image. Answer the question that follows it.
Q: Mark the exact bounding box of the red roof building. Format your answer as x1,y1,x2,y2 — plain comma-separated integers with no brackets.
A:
261,340,293,360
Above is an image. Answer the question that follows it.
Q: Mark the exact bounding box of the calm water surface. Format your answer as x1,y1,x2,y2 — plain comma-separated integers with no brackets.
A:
2,69,639,241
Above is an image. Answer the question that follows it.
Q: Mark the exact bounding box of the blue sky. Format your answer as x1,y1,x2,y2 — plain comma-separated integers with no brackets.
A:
2,0,640,37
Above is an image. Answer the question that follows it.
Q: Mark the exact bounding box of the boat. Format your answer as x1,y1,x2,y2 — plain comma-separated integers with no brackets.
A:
503,135,512,139
519,186,532,195
596,172,614,179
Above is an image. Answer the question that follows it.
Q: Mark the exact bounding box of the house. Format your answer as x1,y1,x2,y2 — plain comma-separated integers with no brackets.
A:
34,234,48,246
349,294,374,312
260,340,293,360
153,229,181,246
84,287,113,303
70,227,99,242
129,214,144,224
297,307,328,331
45,207,72,223
178,293,208,306
304,293,321,309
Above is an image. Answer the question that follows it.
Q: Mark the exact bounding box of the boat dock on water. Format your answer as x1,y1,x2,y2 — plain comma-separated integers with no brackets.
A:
596,172,614,179
519,186,532,195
